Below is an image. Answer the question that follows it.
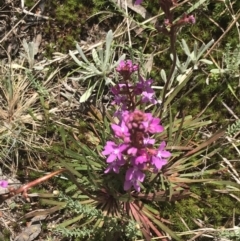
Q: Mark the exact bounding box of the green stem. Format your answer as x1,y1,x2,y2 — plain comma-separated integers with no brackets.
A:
160,27,177,118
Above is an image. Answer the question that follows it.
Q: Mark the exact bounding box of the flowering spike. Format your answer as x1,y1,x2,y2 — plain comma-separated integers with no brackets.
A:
102,62,171,192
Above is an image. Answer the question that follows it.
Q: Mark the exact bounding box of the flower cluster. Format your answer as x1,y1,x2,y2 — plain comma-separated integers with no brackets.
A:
102,60,171,192
0,180,8,188
135,0,196,28
115,59,139,80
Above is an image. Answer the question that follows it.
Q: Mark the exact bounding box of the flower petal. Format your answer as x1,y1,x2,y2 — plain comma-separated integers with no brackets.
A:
124,180,132,191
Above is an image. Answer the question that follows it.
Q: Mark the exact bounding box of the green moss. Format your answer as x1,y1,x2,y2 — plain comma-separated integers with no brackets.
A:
0,228,10,241
159,184,240,233
22,203,32,213
24,0,35,8
41,0,94,54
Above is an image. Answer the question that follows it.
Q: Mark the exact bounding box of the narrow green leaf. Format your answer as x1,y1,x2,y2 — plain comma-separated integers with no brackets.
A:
59,126,66,148
79,83,97,103
198,39,215,58
103,30,113,70
92,48,102,68
185,0,209,15
227,83,240,102
60,159,83,179
76,43,90,64
181,39,191,57
69,50,85,67
59,214,84,228
160,69,167,83
164,68,193,108
200,59,213,65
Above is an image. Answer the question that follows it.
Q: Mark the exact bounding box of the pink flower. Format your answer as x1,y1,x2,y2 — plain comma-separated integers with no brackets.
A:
104,159,125,174
141,91,158,104
116,60,138,77
0,180,8,188
135,77,158,104
124,166,145,192
143,136,155,145
132,150,149,165
176,13,196,26
111,121,130,139
151,141,171,171
142,113,164,133
134,0,143,5
188,15,196,24
102,141,128,163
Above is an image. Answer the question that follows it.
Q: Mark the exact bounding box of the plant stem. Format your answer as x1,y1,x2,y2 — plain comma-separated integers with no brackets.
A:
160,27,177,118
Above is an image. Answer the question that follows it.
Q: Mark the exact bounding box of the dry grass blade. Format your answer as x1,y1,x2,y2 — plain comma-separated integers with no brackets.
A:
184,127,226,157
0,57,60,171
204,12,240,58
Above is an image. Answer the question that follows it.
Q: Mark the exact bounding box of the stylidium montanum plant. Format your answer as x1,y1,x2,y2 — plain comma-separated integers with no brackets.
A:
102,60,171,192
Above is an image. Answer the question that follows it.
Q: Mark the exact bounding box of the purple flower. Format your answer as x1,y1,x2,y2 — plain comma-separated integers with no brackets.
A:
104,158,125,174
176,13,196,26
0,180,8,188
132,150,149,165
111,84,121,95
134,0,143,5
164,18,171,26
111,121,129,139
124,166,145,192
151,141,171,171
116,60,138,76
142,114,164,133
143,136,155,146
134,78,157,104
102,141,128,163
112,94,127,106
141,91,158,104
111,84,128,105
188,15,196,24
135,78,154,94
127,147,138,156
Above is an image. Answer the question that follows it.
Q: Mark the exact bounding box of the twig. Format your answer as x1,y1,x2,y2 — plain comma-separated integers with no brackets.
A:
159,26,177,118
0,0,46,44
0,169,66,201
204,12,240,58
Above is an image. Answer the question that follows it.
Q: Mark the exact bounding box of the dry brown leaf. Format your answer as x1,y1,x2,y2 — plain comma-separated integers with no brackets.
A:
113,0,152,19
14,224,41,241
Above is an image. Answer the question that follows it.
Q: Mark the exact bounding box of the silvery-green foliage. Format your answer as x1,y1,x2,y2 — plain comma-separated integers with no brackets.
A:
26,71,49,97
69,30,125,103
160,67,178,89
210,43,240,78
54,226,92,239
21,39,38,69
160,39,214,88
178,38,214,70
20,38,43,69
55,193,140,240
226,119,240,137
215,227,240,241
